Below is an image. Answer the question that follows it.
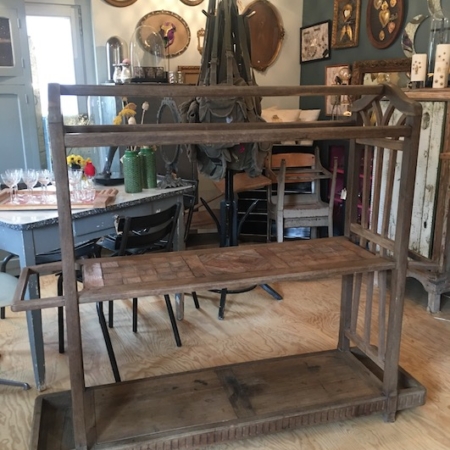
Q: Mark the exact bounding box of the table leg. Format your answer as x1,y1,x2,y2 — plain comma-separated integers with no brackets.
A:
20,238,46,391
26,309,46,391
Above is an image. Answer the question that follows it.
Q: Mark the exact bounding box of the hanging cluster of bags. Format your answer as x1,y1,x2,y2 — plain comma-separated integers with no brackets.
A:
180,0,271,181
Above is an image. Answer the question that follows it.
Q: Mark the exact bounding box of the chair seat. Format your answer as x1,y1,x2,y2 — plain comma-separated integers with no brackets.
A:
0,272,18,308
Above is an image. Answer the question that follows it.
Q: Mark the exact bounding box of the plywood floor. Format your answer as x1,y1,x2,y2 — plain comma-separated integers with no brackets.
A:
1,274,450,450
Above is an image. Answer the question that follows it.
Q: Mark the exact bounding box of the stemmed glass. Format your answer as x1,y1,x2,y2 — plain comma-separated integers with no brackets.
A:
22,169,39,204
38,169,53,203
1,169,23,204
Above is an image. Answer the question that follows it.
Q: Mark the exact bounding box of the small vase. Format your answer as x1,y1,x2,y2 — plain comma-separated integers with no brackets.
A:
123,150,142,193
139,146,157,189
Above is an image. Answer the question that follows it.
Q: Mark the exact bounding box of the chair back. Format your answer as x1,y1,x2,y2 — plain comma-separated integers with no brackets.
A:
269,153,315,172
182,179,199,242
114,203,182,256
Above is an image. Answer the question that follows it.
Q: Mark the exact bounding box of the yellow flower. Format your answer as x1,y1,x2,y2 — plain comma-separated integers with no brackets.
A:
67,155,76,164
75,155,85,166
113,106,137,125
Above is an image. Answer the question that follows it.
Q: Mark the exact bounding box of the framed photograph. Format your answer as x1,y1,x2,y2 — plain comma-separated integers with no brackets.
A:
366,0,405,49
331,0,361,49
300,20,331,64
325,64,351,115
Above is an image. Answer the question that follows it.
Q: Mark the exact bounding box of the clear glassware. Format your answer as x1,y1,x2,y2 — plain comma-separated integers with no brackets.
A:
38,169,53,203
22,169,39,204
1,170,20,204
68,168,83,203
129,25,166,81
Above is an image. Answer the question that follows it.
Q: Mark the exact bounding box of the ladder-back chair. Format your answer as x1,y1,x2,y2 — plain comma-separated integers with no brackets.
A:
265,147,338,242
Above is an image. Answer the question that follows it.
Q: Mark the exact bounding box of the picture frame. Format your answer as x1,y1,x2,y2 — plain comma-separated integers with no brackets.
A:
243,0,285,72
350,57,411,87
177,65,201,85
300,20,331,64
331,0,361,49
366,0,405,49
104,0,137,6
325,64,351,115
137,10,191,58
180,0,204,5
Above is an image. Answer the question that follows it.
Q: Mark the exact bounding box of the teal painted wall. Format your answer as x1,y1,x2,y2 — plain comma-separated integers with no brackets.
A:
300,0,446,109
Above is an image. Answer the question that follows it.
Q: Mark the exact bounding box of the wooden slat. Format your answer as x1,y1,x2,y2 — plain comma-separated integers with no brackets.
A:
56,83,385,99
356,138,404,151
63,125,412,148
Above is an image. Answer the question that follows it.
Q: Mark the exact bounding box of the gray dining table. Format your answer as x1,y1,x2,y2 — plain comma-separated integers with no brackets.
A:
0,184,190,390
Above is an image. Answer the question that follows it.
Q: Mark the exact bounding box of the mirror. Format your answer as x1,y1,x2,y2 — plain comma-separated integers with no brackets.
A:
350,57,411,87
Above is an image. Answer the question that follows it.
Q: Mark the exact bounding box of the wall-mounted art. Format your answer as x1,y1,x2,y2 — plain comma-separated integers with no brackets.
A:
331,0,361,49
366,0,405,49
350,57,411,87
243,0,285,72
180,0,204,5
300,20,331,63
325,64,351,115
137,10,191,58
104,0,137,6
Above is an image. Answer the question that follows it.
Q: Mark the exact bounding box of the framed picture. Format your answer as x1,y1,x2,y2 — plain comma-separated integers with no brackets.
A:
325,64,351,115
177,65,201,85
331,0,361,49
300,20,331,64
350,57,411,87
137,10,191,58
366,0,405,49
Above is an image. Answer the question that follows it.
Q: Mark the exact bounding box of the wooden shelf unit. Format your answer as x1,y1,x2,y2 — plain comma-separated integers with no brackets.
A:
12,83,425,450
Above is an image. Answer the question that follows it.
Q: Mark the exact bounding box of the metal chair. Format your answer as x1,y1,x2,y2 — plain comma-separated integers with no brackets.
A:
0,271,30,390
34,239,102,353
96,203,199,381
265,147,338,242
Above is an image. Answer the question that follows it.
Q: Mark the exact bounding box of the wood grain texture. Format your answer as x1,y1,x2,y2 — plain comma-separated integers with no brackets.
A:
0,275,448,449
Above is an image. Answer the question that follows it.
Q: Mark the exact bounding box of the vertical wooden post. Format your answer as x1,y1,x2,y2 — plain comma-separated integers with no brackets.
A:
47,83,91,448
382,97,422,421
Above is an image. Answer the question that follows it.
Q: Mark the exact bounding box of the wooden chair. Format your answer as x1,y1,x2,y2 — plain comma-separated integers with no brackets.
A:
265,147,338,242
0,271,30,390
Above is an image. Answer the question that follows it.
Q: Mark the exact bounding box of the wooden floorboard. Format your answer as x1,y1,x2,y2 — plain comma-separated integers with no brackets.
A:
0,274,449,449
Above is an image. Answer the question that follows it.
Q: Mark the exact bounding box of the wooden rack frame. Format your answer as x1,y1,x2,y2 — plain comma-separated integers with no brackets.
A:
13,83,425,449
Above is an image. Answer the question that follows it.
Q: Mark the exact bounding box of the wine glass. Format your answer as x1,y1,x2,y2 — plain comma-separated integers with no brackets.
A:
38,169,52,203
22,169,39,204
1,171,16,204
1,169,22,204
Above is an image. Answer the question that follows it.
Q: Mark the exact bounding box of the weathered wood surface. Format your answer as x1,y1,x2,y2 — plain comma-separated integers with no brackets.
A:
31,349,425,450
12,238,395,312
39,83,422,449
3,275,448,450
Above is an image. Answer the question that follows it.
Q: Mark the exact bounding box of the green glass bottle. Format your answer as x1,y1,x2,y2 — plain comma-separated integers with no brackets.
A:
123,150,143,193
139,146,157,189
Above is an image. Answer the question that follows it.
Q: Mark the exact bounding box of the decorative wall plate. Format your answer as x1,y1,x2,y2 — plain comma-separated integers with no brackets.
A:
243,0,285,71
137,10,191,58
180,0,204,5
104,0,137,7
366,0,405,49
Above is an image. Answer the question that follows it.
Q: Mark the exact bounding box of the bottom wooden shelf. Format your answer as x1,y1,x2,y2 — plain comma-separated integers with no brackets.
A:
31,349,425,450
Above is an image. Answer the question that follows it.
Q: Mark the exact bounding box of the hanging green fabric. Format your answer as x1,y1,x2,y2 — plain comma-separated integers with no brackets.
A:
180,0,271,181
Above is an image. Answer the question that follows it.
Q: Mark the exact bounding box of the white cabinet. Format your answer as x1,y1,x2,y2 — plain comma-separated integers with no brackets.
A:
402,90,450,312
